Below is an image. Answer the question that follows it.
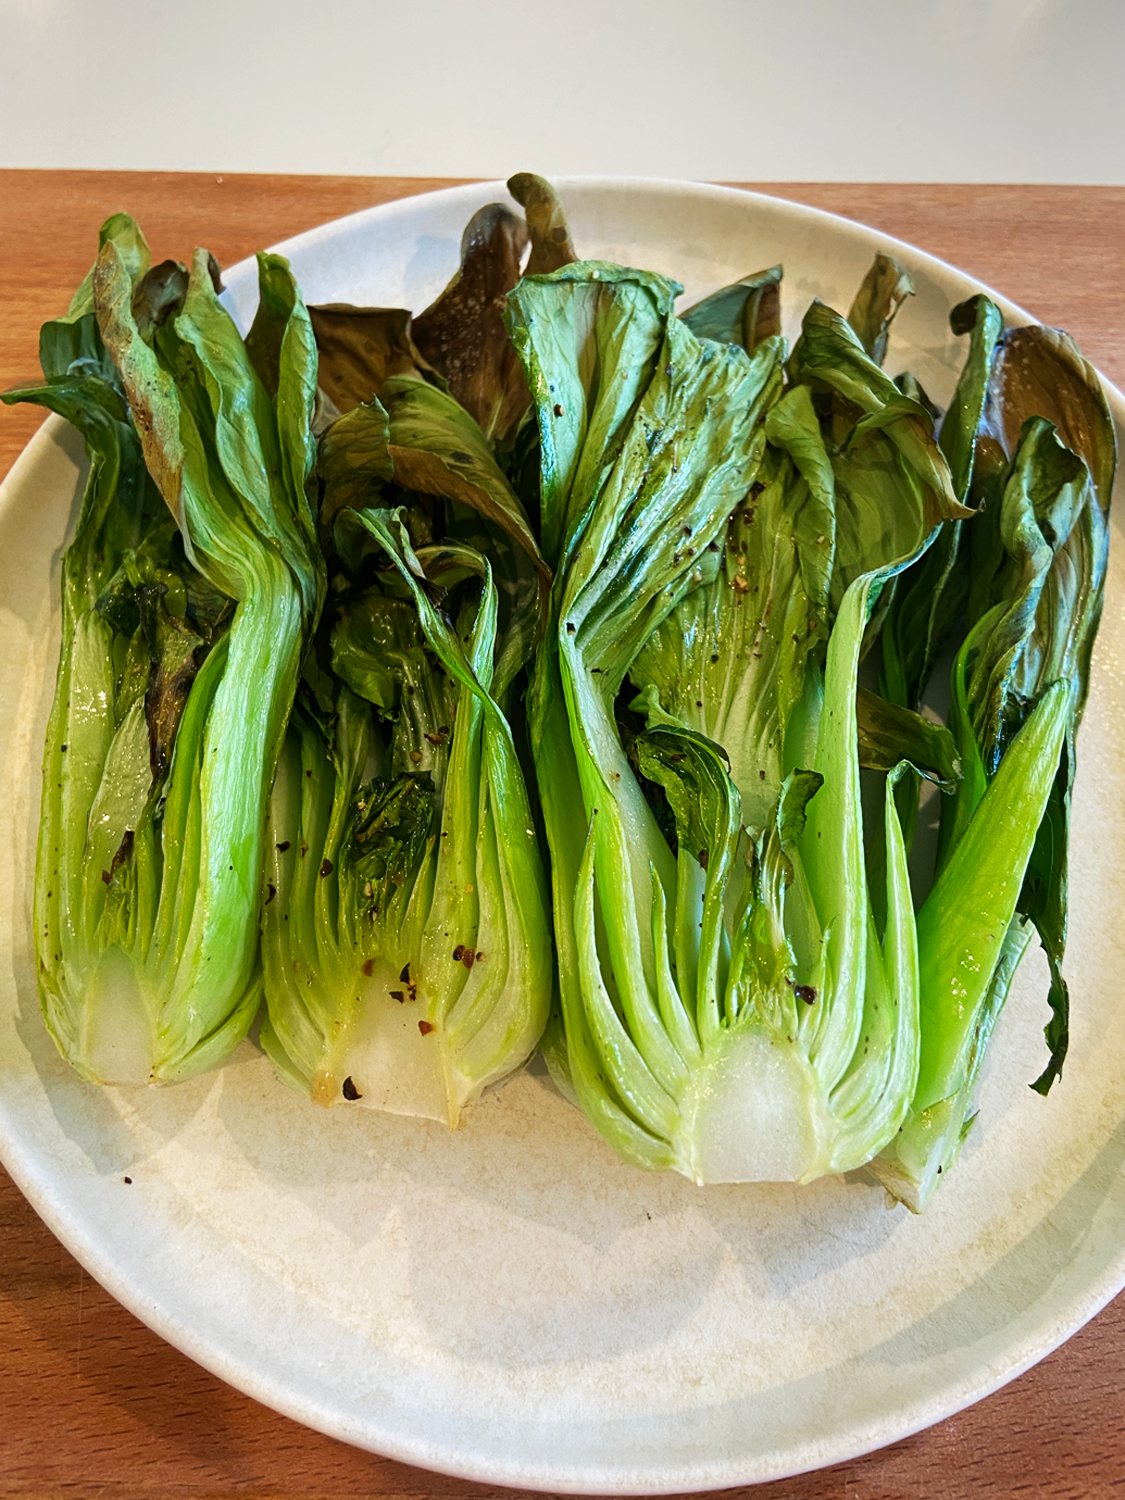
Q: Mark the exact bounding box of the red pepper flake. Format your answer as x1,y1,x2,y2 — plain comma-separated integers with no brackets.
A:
461,949,475,970
475,951,486,964
361,958,376,977
418,1020,435,1036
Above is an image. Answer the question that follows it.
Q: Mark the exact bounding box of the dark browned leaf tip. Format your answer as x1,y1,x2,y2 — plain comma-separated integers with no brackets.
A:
411,202,530,443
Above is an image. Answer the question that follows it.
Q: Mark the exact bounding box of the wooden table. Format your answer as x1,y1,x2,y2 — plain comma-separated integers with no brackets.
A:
2,172,1124,1500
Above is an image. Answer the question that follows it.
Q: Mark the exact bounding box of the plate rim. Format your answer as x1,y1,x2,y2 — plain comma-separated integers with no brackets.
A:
2,176,1124,1495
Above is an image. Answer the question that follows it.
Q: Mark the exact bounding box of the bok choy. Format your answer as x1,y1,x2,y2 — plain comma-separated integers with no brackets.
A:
507,251,1085,1191
3,215,322,1084
258,506,551,1124
872,303,1114,1210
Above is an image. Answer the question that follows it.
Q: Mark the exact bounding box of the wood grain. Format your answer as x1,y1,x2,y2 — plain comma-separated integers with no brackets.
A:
2,172,1124,1500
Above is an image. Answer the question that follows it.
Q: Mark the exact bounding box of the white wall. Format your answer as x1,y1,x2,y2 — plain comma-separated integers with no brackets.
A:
2,0,1122,182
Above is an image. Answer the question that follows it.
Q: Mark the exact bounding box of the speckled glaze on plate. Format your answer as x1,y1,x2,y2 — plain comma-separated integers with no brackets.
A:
1,180,1124,1494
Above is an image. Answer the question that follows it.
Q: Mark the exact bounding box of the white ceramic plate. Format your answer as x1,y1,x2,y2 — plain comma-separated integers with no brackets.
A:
2,180,1124,1494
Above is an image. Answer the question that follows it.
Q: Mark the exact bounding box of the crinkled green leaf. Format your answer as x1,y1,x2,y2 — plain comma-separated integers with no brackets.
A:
855,689,961,790
380,375,550,620
504,261,678,569
681,266,782,352
630,377,827,830
787,300,968,615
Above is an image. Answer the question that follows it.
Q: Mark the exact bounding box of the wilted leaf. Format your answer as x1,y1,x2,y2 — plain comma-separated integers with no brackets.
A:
682,266,782,352
984,324,1117,514
381,376,550,618
856,688,961,790
412,202,530,445
507,173,578,274
847,254,914,368
308,304,439,415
